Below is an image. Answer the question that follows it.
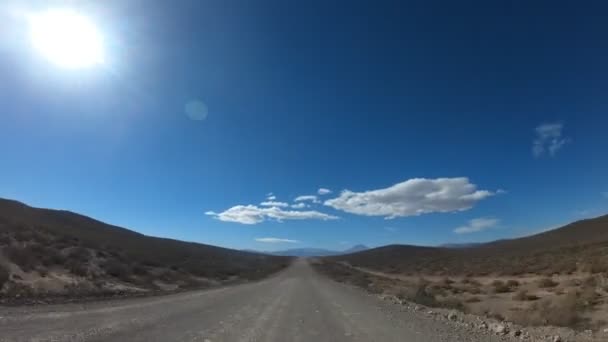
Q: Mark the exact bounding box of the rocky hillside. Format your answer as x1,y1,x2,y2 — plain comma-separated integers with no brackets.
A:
324,214,608,276
0,198,293,304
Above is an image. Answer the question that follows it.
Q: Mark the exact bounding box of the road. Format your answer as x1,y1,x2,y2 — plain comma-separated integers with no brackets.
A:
0,259,505,342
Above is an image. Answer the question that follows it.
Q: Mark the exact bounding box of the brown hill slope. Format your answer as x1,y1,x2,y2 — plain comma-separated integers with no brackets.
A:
0,198,292,303
325,214,608,276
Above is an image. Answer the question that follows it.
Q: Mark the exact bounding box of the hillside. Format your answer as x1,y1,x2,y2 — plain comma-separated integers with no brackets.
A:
325,214,608,276
0,198,292,303
314,214,608,330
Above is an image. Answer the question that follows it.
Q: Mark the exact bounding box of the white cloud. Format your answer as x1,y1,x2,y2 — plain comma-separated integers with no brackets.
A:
260,201,289,207
318,188,332,195
206,205,338,224
255,237,299,243
294,195,320,203
290,202,308,209
454,217,499,234
267,195,276,200
533,122,569,157
324,177,497,219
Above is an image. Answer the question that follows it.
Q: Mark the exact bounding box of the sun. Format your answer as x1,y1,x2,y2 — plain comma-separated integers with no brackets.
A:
28,9,104,69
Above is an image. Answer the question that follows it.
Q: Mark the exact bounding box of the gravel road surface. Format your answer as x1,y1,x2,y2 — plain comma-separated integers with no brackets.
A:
0,259,506,342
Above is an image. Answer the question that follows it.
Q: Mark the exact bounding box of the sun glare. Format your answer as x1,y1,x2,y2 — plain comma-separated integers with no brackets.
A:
28,9,104,69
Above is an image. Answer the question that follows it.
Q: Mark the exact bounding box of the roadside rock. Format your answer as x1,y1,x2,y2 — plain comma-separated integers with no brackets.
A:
552,336,561,342
447,311,458,321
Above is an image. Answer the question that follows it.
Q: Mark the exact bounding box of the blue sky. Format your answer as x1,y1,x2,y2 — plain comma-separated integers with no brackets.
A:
1,0,607,251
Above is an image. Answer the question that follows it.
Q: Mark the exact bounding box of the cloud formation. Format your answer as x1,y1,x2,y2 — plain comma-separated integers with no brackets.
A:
206,205,338,224
324,177,496,219
454,217,499,234
260,201,289,207
294,195,320,203
533,123,569,157
290,202,308,209
255,237,299,243
318,188,332,195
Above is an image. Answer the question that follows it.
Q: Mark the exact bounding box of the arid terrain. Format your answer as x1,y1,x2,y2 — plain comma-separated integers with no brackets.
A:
315,214,608,334
0,198,292,304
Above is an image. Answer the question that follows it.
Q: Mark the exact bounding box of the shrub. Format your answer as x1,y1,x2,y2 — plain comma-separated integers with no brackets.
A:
103,260,130,280
65,260,88,277
465,296,481,303
0,264,9,288
513,289,539,301
492,280,511,293
67,247,90,262
506,279,520,288
538,277,559,288
5,246,37,272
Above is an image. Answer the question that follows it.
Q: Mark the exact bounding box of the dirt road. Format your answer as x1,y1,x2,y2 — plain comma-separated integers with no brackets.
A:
0,259,506,342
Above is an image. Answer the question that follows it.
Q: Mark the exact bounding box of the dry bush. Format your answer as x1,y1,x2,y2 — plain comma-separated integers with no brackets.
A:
461,277,481,286
513,289,539,301
506,279,520,288
5,246,37,272
585,258,608,274
465,296,481,303
0,263,9,288
492,280,511,293
103,259,130,280
538,277,559,288
65,260,88,277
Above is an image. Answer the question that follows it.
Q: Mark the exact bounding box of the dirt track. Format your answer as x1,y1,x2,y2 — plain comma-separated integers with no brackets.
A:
0,259,509,342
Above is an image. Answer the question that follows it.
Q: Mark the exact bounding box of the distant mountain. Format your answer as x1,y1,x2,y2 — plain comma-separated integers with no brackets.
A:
439,242,483,248
271,248,339,257
324,214,608,276
343,244,369,253
262,245,370,257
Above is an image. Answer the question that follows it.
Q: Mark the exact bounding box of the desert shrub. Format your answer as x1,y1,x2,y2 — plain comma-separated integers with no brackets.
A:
0,233,11,245
532,294,580,327
5,246,37,272
407,280,440,307
65,260,88,277
538,277,559,288
132,264,148,276
0,264,9,288
441,297,465,311
40,247,66,266
506,279,520,288
586,259,608,274
465,296,481,303
67,247,90,262
103,260,130,280
492,280,511,293
37,267,48,277
513,289,539,301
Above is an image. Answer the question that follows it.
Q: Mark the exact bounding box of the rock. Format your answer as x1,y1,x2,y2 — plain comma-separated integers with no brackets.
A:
489,322,508,335
552,336,561,342
603,328,608,334
447,311,458,321
478,321,488,330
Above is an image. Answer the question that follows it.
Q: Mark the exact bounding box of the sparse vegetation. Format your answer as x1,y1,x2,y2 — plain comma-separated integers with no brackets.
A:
537,277,559,288
0,263,9,288
0,198,293,303
491,280,511,293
